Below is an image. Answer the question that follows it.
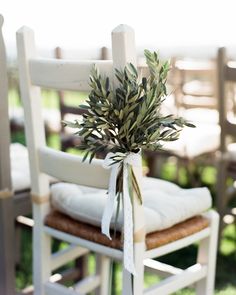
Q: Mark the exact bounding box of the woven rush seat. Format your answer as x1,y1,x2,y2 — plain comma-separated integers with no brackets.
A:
45,210,209,250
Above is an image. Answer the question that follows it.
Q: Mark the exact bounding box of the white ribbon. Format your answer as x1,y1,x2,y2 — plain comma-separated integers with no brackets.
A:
102,152,141,275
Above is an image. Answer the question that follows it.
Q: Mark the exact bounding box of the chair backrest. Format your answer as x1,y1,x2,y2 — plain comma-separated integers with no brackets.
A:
173,57,217,110
217,47,236,153
16,25,137,197
55,45,110,120
0,15,12,191
55,46,110,151
17,26,146,273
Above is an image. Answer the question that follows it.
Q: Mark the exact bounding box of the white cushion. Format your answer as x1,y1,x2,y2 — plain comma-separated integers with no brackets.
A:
51,177,212,234
227,143,236,161
180,108,219,125
10,143,56,192
11,143,31,191
163,123,220,158
182,80,213,97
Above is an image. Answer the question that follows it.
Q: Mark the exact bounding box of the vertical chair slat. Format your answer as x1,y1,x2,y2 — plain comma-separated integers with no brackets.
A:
0,15,11,190
17,26,50,197
112,24,146,295
17,26,51,295
0,15,15,295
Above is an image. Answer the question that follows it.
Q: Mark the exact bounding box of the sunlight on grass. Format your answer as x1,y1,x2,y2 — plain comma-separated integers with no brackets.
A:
46,133,61,150
8,88,21,107
144,271,160,287
220,224,236,255
63,91,88,106
216,286,236,295
174,289,194,295
88,254,96,275
9,88,88,109
201,166,216,185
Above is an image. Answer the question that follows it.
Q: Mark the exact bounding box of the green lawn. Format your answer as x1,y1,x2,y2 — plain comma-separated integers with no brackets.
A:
10,90,236,294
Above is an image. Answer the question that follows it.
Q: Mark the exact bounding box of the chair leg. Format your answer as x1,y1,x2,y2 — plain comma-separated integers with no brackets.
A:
74,255,88,282
216,158,227,236
196,211,219,295
15,222,22,266
122,241,145,295
0,197,15,295
133,242,145,295
133,264,145,295
96,254,111,295
122,269,133,295
33,220,51,295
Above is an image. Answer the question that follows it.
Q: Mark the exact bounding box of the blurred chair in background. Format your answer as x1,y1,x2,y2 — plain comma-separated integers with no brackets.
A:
145,57,220,185
216,47,236,234
0,14,32,295
173,58,217,112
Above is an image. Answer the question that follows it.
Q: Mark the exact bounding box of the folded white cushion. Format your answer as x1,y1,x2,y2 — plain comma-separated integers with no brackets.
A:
163,123,220,159
11,143,31,191
51,177,212,234
180,108,219,125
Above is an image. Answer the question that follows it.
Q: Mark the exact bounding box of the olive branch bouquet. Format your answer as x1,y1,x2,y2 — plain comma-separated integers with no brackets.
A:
64,49,194,204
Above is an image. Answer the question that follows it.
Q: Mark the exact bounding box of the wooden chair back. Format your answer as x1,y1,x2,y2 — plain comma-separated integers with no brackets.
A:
16,24,141,200
173,57,217,110
217,47,236,154
54,46,109,151
216,47,236,234
17,31,145,291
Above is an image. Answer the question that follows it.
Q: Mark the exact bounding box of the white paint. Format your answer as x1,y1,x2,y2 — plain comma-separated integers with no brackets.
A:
39,147,110,189
29,58,113,91
51,245,89,271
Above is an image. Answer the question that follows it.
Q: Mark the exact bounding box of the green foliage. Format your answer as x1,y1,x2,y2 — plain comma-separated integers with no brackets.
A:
64,50,194,163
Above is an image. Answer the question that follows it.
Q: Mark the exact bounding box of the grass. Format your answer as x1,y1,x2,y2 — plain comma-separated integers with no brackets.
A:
9,90,236,294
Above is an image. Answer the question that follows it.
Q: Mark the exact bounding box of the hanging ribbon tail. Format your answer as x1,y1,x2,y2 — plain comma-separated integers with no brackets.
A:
123,162,136,275
102,152,141,276
102,153,120,240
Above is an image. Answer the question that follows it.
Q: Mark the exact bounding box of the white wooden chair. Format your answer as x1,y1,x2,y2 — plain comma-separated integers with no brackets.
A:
17,24,219,295
216,47,236,233
0,15,33,295
173,58,217,111
0,15,84,294
145,56,220,182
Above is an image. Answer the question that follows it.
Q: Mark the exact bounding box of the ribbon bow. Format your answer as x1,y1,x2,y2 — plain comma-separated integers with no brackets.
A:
102,152,141,275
